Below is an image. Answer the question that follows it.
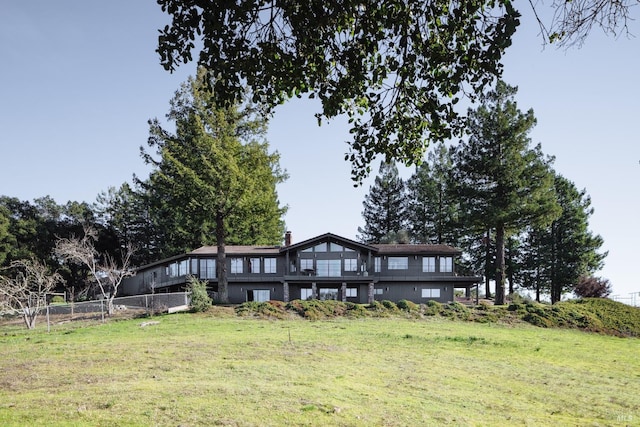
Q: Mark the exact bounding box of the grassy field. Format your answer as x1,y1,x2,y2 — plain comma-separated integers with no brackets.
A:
0,309,638,426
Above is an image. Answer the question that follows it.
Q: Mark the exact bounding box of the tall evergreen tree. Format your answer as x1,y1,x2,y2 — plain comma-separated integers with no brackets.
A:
406,143,460,245
95,183,159,266
140,69,288,303
518,174,606,303
357,162,406,244
452,81,561,305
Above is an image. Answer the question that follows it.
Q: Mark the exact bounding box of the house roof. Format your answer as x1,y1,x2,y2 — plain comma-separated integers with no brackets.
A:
133,232,462,271
280,232,378,253
372,244,461,255
189,245,281,256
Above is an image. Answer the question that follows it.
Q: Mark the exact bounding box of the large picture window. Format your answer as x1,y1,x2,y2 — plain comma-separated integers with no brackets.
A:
388,257,408,270
316,259,341,277
230,258,243,274
422,257,436,273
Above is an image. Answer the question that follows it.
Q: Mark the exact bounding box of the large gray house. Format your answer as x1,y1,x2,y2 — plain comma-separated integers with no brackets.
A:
121,232,482,304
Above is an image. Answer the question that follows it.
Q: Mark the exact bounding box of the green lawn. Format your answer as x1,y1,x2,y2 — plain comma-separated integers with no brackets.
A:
1,312,638,426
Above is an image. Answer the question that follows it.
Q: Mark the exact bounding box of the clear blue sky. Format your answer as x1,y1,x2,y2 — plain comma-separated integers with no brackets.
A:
1,1,638,303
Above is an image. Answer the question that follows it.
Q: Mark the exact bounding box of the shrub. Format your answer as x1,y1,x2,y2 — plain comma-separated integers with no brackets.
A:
50,295,65,304
235,301,287,319
186,276,212,312
397,299,419,313
573,276,612,298
441,302,471,320
422,300,441,316
381,300,399,311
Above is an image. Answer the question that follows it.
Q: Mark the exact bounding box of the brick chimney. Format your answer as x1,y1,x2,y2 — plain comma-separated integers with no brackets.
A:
284,231,292,247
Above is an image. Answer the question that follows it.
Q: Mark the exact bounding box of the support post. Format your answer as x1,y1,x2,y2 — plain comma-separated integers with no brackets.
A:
368,282,374,304
311,282,317,300
283,281,289,303
341,282,347,302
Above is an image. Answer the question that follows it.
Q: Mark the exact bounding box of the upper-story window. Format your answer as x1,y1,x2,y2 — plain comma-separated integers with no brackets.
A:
264,258,276,274
250,258,261,273
343,258,358,272
329,243,343,252
422,257,436,273
440,256,453,273
231,258,244,274
314,243,327,252
167,259,189,277
200,258,216,279
388,257,408,270
374,257,381,273
300,258,314,271
317,259,341,277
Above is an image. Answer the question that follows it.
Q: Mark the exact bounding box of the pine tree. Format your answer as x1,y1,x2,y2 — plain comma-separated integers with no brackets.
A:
140,69,287,302
452,81,561,305
358,162,407,244
518,174,606,303
406,143,460,245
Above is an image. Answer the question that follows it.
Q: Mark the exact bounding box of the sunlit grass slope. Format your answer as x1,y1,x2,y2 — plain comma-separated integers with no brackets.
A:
1,311,638,426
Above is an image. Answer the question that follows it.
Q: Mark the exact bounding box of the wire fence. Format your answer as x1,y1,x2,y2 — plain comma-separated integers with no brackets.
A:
46,292,191,316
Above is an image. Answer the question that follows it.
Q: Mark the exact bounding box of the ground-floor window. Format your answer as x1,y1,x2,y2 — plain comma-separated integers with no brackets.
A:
345,288,357,297
300,288,313,300
421,288,441,298
319,288,338,300
247,289,270,302
374,288,384,295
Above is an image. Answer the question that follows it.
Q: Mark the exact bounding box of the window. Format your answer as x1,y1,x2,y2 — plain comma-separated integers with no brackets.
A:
317,259,341,277
290,259,297,273
329,243,343,252
300,288,313,300
200,258,216,279
440,257,453,273
345,288,357,297
344,258,358,272
264,258,276,274
374,257,381,273
388,257,408,270
300,258,314,272
374,288,384,295
421,288,441,298
250,258,261,274
167,259,189,277
314,243,327,252
230,258,243,274
248,289,270,302
422,257,436,273
319,288,338,300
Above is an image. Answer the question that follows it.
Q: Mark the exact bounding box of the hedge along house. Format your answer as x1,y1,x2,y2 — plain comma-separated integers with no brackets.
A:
121,232,482,304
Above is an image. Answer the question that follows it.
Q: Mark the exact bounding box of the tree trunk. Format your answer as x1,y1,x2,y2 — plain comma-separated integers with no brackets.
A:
484,228,491,299
216,211,229,304
507,238,514,296
494,222,506,305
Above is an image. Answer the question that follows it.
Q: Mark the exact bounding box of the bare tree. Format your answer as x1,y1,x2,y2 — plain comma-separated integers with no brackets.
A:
0,259,63,329
530,0,637,47
55,225,134,316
